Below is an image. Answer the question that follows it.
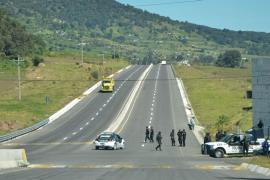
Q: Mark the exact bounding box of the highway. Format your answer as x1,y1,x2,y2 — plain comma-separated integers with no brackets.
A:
0,65,268,180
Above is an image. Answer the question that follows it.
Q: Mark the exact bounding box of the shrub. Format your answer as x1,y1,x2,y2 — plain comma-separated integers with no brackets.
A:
32,56,44,67
91,70,99,80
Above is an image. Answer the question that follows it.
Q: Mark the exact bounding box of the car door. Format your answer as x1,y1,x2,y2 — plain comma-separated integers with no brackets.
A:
116,134,123,148
227,135,242,154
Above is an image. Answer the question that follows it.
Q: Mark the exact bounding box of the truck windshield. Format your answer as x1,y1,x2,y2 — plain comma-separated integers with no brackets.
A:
102,81,111,84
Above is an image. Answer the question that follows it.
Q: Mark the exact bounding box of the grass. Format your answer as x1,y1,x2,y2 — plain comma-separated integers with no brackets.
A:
0,55,128,135
174,65,252,136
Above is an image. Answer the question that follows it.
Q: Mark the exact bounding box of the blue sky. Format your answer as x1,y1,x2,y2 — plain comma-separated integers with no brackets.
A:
117,0,270,32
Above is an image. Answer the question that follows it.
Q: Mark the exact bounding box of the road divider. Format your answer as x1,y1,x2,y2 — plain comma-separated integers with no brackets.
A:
49,65,132,124
0,149,29,169
106,64,153,133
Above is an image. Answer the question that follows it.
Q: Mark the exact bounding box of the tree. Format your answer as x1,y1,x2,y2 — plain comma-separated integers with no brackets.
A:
216,50,241,68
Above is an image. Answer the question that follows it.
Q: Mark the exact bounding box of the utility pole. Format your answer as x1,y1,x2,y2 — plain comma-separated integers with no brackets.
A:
79,42,87,64
13,56,25,101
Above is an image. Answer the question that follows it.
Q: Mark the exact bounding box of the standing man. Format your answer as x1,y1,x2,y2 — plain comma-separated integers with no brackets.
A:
170,129,175,146
177,129,183,146
182,129,187,147
145,126,150,143
155,131,162,151
241,136,249,156
150,126,154,143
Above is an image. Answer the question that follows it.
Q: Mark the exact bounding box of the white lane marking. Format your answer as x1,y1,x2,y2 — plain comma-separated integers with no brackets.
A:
103,104,106,107
96,112,99,116
80,127,83,131
141,144,145,147
99,108,103,111
91,117,95,121
86,122,89,125
151,112,153,116
63,137,68,140
149,121,152,124
152,103,154,106
107,99,110,103
150,107,154,111
150,117,153,120
72,132,77,135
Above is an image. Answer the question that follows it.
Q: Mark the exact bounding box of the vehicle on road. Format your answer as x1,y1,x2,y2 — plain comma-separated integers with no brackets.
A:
94,132,125,150
101,77,115,92
161,60,167,65
203,133,266,158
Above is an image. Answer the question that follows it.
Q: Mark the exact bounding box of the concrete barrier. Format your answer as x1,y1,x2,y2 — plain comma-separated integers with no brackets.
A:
176,78,205,144
106,64,153,133
0,149,29,169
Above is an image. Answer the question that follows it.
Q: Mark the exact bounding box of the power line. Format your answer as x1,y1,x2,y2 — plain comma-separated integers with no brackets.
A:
135,0,204,7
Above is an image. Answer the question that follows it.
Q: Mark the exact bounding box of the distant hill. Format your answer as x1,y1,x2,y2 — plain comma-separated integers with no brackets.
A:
0,9,45,59
1,0,270,63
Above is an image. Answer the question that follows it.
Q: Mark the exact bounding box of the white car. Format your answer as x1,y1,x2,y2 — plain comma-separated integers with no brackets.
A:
203,133,264,158
94,132,125,150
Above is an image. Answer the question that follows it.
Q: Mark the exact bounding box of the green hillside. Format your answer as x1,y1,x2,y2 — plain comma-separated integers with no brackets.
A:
1,0,270,64
0,9,45,59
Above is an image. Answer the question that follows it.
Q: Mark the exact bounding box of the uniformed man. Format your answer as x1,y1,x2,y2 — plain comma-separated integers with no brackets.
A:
241,136,249,156
170,129,175,146
145,126,150,142
177,129,183,146
155,131,162,151
182,129,186,147
150,126,154,143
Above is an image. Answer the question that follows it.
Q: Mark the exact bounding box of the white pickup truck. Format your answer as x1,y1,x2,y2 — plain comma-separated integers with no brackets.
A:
203,133,267,158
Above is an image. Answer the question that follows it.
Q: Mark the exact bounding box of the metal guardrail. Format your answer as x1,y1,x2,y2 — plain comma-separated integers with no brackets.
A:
0,119,49,142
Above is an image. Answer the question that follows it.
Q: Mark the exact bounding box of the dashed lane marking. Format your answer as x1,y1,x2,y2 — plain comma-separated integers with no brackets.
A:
72,132,77,135
91,117,95,121
86,122,90,125
80,127,83,131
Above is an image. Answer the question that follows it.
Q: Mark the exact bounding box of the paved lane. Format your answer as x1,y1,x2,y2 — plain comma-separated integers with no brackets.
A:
0,65,268,180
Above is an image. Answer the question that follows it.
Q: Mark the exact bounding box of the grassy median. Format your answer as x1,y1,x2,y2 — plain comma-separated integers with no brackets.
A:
0,55,128,135
174,65,252,135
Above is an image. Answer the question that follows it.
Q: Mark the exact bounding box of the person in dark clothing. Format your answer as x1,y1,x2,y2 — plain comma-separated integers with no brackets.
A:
182,129,186,147
150,126,154,143
203,132,211,154
215,130,223,141
204,133,211,144
241,136,249,156
177,130,183,146
155,131,162,151
145,126,150,143
170,129,175,146
262,138,269,157
257,120,264,129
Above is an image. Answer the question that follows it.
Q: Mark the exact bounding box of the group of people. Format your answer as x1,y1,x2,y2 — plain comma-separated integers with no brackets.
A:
170,129,187,147
144,126,187,151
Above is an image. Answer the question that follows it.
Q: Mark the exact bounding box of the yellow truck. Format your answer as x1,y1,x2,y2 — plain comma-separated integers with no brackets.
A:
101,77,115,92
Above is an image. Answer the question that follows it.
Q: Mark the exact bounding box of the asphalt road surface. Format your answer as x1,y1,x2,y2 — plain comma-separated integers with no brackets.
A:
0,65,268,180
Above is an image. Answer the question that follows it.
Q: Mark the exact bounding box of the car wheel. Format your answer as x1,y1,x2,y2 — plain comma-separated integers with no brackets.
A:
215,149,224,158
95,146,99,150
